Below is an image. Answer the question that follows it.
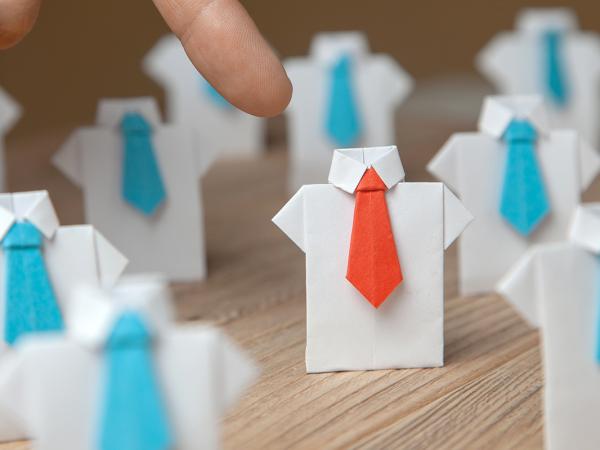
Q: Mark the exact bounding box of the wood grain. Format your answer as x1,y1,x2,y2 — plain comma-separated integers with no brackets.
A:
0,122,558,449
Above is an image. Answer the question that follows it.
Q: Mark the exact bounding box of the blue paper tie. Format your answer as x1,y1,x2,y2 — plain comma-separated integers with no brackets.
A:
543,30,569,107
499,119,550,236
325,54,363,147
121,112,167,216
98,311,173,450
2,221,63,345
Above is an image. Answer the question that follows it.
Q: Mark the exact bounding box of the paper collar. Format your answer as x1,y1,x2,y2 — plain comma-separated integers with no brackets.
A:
66,274,175,350
328,146,405,194
96,97,162,128
478,96,550,139
309,32,369,65
0,191,59,241
516,8,578,34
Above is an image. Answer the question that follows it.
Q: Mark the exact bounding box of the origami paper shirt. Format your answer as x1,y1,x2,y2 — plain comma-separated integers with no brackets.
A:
497,204,600,450
0,191,127,354
273,146,472,372
284,32,413,192
428,95,600,296
53,97,217,281
0,275,258,450
143,35,266,157
477,8,600,147
0,88,21,191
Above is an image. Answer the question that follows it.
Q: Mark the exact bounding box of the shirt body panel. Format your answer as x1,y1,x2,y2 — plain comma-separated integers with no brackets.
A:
303,182,444,372
23,328,228,450
536,246,600,450
78,127,206,281
455,131,580,295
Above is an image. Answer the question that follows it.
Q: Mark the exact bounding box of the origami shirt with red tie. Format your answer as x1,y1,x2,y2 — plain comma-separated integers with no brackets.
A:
273,146,473,372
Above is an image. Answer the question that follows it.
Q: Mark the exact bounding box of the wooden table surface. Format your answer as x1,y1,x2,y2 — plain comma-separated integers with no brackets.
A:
0,122,552,450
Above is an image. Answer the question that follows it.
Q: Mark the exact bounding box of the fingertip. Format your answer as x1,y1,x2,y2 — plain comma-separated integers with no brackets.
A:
154,0,292,118
237,68,292,118
0,0,41,49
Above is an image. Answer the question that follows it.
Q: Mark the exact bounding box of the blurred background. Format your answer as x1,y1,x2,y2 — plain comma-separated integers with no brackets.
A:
2,0,600,135
1,0,600,202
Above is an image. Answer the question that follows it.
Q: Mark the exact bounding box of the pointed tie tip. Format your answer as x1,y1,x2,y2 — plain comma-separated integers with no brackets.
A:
346,274,403,309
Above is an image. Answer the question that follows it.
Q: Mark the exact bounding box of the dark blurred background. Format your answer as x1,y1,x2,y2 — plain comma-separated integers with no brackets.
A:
1,0,599,137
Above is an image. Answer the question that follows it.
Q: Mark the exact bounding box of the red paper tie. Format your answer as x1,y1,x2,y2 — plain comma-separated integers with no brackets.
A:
346,168,403,308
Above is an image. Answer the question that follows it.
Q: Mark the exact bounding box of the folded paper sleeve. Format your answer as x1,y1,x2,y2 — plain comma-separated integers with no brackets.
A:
142,35,180,86
93,230,129,289
373,55,414,106
443,185,473,249
475,33,515,89
216,332,260,414
496,247,541,327
52,130,84,187
427,133,467,194
272,186,306,253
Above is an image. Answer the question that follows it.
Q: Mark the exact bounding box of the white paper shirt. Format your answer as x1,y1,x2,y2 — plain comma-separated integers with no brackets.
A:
0,88,21,191
0,191,127,353
476,8,600,147
273,146,472,372
428,95,600,296
284,32,414,191
52,97,217,281
0,276,258,450
143,34,265,157
497,204,600,450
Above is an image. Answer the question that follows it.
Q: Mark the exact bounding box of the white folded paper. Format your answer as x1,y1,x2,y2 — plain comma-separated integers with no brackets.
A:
476,8,600,147
497,204,600,450
0,190,128,354
53,97,218,281
0,88,22,191
428,95,600,296
0,274,259,449
284,32,413,191
273,146,472,372
143,34,266,157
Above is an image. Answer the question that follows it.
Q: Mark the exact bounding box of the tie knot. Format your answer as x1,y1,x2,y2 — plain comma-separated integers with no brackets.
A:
504,120,537,143
120,112,152,136
332,54,352,79
2,221,42,249
544,29,562,44
105,312,152,350
356,168,387,192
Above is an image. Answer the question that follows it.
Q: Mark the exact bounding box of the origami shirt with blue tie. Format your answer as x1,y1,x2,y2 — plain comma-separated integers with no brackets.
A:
0,190,127,354
477,7,600,147
284,32,414,191
428,95,600,296
0,277,258,450
497,204,600,450
52,98,217,282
